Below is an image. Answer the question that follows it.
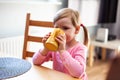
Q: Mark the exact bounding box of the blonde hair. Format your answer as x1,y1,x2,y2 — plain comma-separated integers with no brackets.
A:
53,8,89,47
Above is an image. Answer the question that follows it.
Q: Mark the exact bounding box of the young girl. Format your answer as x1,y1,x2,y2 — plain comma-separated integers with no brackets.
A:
32,8,89,80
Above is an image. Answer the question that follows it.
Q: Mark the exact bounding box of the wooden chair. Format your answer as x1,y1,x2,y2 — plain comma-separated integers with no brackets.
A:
22,13,54,59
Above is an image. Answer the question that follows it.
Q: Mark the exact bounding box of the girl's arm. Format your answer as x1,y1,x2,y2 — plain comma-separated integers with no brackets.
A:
60,47,87,78
32,49,51,65
32,32,51,65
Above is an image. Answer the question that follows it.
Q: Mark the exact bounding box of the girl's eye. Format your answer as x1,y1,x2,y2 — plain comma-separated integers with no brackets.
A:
62,26,69,30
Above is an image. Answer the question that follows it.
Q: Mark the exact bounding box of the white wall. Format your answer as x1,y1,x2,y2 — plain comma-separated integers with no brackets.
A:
0,1,61,38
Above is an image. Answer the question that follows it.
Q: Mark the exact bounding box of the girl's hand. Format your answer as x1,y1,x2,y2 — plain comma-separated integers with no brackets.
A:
42,32,51,46
41,32,51,55
55,34,66,53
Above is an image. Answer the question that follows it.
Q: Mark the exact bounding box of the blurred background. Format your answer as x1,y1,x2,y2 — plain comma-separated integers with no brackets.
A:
0,0,119,39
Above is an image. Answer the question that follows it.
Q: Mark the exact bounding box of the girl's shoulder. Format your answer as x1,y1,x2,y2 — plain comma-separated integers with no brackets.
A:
72,42,87,50
67,42,87,54
68,42,87,58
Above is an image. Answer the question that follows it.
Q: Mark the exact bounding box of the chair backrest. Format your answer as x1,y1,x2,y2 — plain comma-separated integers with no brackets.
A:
22,13,54,59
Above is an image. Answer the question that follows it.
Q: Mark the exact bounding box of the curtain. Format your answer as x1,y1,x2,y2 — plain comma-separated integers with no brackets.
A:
98,0,118,23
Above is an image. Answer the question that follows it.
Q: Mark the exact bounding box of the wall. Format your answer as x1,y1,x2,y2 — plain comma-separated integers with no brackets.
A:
68,0,100,42
0,1,61,38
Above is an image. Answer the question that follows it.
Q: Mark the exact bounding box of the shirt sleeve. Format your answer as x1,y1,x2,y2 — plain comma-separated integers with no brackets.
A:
60,46,87,78
32,49,52,65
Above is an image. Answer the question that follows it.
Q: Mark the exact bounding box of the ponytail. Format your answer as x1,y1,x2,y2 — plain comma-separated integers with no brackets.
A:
80,24,90,47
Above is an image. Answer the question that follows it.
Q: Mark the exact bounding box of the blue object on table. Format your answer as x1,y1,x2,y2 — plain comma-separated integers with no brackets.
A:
0,57,31,79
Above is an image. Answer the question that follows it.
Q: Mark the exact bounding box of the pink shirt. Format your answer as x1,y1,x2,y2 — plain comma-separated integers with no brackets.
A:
32,42,88,80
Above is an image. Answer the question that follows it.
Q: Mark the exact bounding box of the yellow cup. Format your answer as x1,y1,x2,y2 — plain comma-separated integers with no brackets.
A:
45,28,64,51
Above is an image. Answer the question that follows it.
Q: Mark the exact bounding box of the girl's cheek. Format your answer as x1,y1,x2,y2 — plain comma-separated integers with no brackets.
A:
66,35,69,41
64,32,70,39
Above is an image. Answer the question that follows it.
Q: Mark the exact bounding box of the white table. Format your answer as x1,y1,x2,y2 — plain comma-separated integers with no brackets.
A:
88,39,120,67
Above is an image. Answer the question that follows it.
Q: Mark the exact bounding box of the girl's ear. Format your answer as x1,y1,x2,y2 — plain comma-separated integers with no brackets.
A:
75,25,80,34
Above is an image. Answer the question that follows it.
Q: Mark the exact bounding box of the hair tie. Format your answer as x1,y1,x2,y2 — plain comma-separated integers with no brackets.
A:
80,24,84,27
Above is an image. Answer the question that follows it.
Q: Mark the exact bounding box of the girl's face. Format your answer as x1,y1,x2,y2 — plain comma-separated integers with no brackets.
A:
54,17,79,43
